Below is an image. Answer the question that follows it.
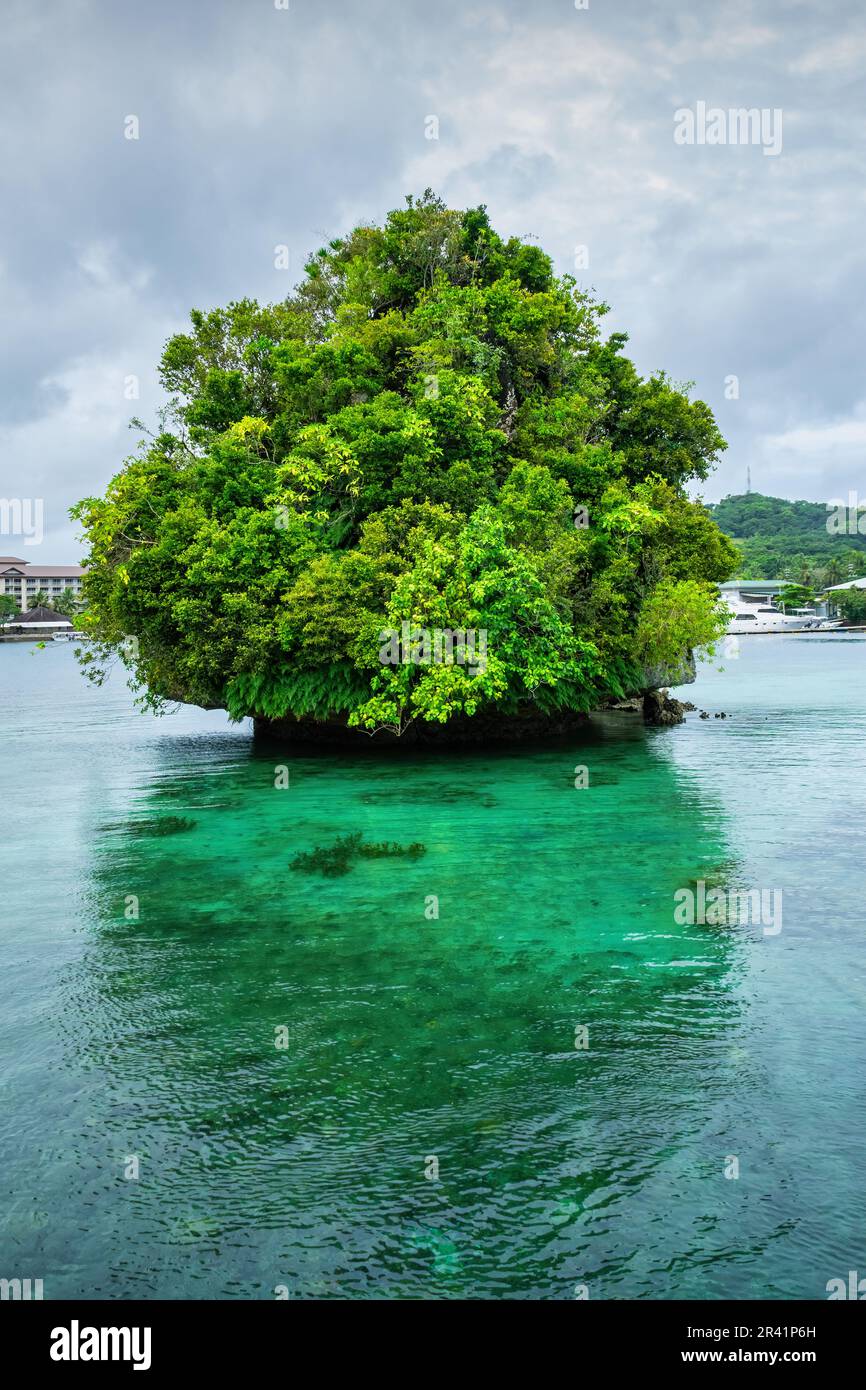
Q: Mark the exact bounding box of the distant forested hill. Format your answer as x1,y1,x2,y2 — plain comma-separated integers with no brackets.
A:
709,492,866,582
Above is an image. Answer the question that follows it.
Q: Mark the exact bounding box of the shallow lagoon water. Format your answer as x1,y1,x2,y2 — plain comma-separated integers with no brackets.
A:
1,636,864,1299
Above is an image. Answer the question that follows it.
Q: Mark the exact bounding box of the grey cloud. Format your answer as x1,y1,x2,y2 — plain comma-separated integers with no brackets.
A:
1,0,865,558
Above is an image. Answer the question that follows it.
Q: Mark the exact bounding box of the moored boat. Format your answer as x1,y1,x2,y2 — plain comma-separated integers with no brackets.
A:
725,599,818,634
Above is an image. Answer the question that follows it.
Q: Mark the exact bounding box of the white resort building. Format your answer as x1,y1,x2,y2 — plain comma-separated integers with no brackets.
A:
0,555,85,608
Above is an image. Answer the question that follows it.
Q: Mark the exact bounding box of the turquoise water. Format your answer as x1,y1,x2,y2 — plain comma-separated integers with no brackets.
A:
1,636,865,1300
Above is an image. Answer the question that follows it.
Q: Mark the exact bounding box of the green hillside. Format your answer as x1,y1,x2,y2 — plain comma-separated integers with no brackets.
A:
709,492,866,583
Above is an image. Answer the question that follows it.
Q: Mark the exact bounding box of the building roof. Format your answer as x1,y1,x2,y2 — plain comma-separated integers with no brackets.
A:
25,566,84,577
0,562,84,576
823,577,866,592
719,579,789,592
2,606,73,627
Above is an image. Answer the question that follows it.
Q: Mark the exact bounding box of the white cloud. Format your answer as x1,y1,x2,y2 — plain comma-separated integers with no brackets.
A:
789,33,866,75
766,419,866,453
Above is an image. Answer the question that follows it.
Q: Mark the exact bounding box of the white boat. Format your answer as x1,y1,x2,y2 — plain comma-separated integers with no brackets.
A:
725,599,823,634
789,608,846,631
51,631,73,642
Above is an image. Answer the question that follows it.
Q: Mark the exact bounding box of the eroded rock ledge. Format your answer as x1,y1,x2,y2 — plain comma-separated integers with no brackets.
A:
252,654,698,746
641,689,696,726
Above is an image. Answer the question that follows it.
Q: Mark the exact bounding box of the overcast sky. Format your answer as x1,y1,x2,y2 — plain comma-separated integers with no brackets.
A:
1,0,864,559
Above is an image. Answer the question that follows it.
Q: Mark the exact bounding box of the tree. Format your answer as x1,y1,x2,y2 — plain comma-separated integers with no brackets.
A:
636,579,729,669
29,589,49,609
72,193,736,737
796,560,815,587
54,588,80,617
830,588,866,625
779,583,816,610
823,557,845,587
0,593,18,620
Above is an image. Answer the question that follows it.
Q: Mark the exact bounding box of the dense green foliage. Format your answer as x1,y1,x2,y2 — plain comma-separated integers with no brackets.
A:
778,584,817,609
73,192,735,735
711,492,866,584
829,587,866,623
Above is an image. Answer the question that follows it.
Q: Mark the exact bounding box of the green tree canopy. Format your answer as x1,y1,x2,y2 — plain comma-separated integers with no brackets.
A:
72,191,736,736
778,583,816,610
828,587,866,624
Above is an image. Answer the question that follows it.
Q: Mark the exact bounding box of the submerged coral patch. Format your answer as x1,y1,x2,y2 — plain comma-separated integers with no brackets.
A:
290,832,426,876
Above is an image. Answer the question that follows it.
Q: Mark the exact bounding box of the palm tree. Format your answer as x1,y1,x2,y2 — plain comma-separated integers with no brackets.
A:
29,588,49,609
54,588,79,617
824,557,845,587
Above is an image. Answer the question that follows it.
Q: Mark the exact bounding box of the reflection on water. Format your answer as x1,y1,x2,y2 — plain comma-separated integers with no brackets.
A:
1,638,864,1298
